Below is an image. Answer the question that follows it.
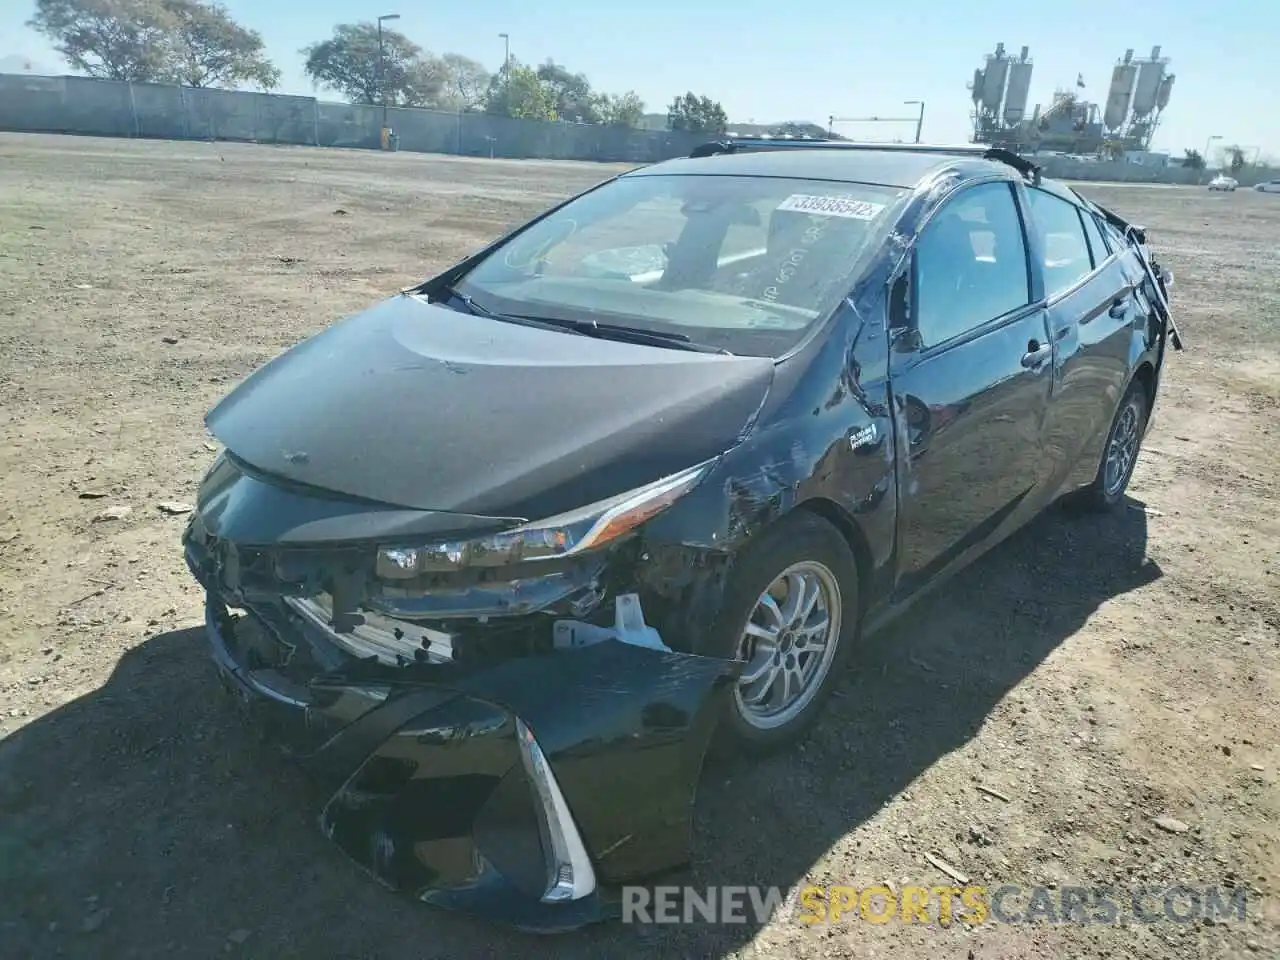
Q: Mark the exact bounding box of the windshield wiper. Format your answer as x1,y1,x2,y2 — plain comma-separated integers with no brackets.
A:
434,287,731,355
437,288,585,333
505,314,734,355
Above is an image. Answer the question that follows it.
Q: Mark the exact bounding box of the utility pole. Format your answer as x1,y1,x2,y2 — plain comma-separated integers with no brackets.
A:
377,13,400,145
904,100,925,144
498,32,511,100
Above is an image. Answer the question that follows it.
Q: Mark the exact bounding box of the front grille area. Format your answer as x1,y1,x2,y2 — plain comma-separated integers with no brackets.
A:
285,594,455,665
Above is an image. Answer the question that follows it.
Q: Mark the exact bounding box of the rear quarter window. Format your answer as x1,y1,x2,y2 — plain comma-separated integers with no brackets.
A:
1080,211,1111,267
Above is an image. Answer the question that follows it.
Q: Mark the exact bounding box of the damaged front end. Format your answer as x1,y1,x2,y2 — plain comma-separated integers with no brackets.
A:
183,451,740,931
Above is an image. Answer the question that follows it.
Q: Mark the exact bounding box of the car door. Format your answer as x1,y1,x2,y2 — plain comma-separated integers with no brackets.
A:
1024,187,1139,496
889,180,1054,594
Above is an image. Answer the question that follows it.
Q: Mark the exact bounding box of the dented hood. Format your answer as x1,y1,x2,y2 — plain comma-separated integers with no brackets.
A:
206,295,774,520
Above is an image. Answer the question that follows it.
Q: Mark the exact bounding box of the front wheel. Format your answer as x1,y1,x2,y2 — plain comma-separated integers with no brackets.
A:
706,511,859,756
1080,382,1148,511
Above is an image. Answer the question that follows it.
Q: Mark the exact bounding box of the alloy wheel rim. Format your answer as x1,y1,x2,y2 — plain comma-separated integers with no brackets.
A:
732,561,842,730
1104,400,1141,496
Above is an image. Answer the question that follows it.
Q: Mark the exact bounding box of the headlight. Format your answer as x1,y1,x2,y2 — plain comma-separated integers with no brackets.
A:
375,460,715,579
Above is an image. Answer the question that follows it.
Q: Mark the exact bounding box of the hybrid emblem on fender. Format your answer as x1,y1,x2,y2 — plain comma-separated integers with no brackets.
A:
849,424,880,452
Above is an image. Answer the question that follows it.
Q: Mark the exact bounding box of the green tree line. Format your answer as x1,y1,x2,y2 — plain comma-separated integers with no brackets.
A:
27,0,730,131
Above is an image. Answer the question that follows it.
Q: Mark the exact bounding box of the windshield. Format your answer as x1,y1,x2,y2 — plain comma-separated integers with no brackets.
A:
452,173,905,357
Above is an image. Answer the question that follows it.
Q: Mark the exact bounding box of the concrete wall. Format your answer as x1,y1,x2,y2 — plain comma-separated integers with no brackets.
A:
1041,158,1202,185
1036,157,1280,187
0,72,703,164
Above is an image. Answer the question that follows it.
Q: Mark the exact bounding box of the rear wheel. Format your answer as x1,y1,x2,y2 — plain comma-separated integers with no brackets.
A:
1080,381,1148,511
707,512,859,755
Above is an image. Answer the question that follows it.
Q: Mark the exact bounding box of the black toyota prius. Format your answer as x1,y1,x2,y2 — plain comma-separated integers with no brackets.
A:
183,139,1179,930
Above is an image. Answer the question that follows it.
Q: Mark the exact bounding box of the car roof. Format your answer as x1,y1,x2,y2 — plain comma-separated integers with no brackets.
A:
625,147,1019,190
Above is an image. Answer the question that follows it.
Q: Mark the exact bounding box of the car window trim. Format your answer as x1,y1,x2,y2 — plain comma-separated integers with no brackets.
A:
907,178,1036,350
1077,208,1116,272
1092,212,1115,256
1025,185,1105,303
903,299,1046,365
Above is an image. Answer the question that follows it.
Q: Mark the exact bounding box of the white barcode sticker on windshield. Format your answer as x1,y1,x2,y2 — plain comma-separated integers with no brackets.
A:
775,194,886,220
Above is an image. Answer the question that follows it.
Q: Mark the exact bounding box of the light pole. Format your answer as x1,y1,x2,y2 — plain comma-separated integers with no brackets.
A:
377,13,400,135
904,100,925,143
498,32,510,98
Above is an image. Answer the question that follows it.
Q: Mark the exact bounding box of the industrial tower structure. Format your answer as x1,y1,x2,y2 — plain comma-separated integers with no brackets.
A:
969,44,1174,155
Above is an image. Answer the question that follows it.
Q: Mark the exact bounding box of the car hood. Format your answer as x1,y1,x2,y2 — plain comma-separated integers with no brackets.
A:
206,295,775,520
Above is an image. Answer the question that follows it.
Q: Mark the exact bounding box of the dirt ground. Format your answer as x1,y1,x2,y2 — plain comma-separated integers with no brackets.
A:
0,134,1276,959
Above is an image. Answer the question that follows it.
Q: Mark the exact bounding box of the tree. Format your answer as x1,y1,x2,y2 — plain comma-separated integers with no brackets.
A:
160,0,277,89
484,61,555,121
1180,148,1205,170
302,22,438,107
667,92,728,135
29,0,278,88
438,52,489,111
402,55,446,107
535,59,597,122
596,91,645,128
770,120,832,140
28,0,176,82
1225,145,1246,174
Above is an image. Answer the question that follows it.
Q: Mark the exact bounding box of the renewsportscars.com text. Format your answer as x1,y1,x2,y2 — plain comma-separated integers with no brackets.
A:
621,884,1252,926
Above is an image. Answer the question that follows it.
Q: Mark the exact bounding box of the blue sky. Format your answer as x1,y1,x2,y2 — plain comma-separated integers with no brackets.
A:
3,0,1275,158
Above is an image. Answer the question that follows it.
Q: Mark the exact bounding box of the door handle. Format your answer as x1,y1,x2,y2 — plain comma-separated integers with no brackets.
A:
1021,341,1051,368
1109,298,1128,319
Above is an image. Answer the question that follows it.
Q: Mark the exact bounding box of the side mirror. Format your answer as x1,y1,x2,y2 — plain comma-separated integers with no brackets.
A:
1159,267,1174,289
888,273,910,331
887,272,923,352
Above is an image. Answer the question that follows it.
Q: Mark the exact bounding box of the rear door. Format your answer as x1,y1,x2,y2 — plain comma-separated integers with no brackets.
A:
890,180,1054,594
1023,187,1138,496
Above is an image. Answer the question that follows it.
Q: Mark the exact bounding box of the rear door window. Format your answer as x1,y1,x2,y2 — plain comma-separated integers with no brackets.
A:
1026,189,1094,298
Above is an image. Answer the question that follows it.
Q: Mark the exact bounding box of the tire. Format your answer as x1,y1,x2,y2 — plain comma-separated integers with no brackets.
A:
705,511,859,756
1080,381,1148,511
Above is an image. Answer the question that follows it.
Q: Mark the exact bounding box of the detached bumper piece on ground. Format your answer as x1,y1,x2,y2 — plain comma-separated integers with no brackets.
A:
190,535,739,932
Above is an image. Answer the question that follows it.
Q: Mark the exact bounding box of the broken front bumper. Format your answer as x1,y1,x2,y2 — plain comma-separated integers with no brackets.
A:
200,595,739,932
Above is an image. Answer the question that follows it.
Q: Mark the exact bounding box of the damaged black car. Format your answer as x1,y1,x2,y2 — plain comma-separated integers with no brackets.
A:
183,138,1179,931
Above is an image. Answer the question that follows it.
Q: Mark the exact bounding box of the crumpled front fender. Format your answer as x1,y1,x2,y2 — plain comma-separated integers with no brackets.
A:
311,640,741,932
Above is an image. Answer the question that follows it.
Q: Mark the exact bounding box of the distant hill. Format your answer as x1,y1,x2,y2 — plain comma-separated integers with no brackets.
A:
0,55,55,75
